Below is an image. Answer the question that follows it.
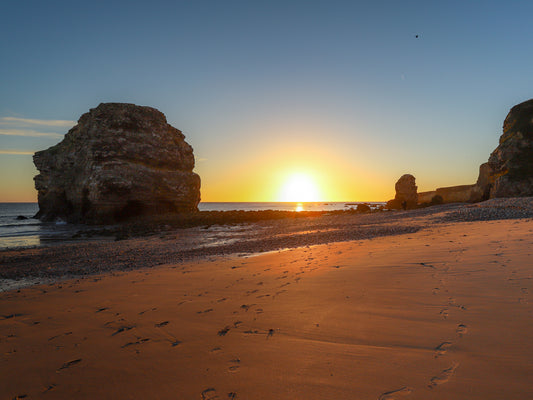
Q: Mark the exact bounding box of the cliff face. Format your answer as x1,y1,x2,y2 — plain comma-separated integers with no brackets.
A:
33,103,201,223
487,99,533,197
414,99,533,206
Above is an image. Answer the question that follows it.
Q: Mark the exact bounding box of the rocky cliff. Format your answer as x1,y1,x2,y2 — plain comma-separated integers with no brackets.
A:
33,103,201,223
410,99,533,206
487,99,533,197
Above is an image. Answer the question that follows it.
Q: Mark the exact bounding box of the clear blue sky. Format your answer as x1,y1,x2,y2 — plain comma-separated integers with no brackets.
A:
2,0,532,201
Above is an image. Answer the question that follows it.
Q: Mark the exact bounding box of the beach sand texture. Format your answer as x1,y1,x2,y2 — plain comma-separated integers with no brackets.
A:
1,217,533,399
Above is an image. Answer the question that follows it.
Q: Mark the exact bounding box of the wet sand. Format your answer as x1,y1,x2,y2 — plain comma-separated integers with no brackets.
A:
1,201,533,399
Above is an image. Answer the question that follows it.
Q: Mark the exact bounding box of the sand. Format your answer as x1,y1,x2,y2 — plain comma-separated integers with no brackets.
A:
1,207,533,398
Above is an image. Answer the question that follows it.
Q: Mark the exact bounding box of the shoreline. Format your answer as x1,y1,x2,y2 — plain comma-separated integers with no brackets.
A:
0,202,384,252
1,198,532,291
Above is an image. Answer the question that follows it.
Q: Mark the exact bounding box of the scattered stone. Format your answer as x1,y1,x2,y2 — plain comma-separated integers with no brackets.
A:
356,203,371,212
3,199,532,285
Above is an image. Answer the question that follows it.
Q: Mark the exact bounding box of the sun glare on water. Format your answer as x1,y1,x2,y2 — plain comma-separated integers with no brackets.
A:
279,172,321,203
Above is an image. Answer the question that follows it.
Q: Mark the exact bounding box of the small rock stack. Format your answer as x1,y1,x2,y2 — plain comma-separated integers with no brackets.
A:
386,174,418,210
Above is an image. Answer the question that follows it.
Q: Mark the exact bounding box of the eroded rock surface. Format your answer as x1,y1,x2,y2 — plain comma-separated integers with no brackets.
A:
33,103,201,223
387,174,418,209
487,99,533,197
413,99,533,206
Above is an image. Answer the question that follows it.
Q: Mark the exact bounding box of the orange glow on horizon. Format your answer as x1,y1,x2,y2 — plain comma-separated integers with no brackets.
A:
186,124,398,203
195,147,392,203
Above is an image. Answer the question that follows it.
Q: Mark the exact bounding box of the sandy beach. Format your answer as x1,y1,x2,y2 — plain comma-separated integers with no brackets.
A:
1,199,533,399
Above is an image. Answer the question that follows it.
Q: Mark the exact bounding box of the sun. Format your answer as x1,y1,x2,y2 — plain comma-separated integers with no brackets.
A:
278,172,321,202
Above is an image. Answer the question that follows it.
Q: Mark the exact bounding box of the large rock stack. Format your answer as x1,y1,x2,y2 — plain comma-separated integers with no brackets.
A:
487,99,533,197
33,103,201,223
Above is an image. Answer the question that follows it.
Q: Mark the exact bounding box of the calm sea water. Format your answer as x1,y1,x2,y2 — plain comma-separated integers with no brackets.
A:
0,203,89,249
0,202,383,250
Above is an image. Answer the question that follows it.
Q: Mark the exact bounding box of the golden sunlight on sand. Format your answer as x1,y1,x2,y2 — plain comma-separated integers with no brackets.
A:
2,218,533,399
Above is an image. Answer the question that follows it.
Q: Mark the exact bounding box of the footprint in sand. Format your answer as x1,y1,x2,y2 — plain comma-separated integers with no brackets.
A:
378,386,412,399
228,358,240,372
240,304,254,312
111,325,135,336
57,358,82,371
217,326,231,336
138,307,157,315
434,341,453,358
428,363,459,388
201,388,218,400
439,308,449,319
42,384,57,393
0,314,24,319
121,338,150,348
448,298,467,310
456,324,468,337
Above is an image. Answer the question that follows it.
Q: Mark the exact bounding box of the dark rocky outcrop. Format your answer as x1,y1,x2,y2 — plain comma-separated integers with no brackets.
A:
355,203,371,213
417,99,533,205
487,99,533,197
386,174,418,209
33,103,201,223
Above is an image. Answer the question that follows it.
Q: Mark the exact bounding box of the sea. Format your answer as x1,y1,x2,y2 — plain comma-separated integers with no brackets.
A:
0,202,384,250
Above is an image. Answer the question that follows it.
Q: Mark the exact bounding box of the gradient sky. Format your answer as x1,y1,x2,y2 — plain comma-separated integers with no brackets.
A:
2,0,533,202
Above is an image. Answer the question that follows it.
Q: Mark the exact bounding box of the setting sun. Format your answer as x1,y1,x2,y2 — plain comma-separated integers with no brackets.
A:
278,172,321,202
